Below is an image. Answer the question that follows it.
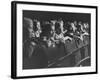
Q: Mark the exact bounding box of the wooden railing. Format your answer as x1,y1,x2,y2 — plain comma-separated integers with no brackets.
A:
48,43,90,68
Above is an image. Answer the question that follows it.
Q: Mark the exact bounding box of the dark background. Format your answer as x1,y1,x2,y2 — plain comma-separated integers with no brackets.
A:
23,10,91,24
